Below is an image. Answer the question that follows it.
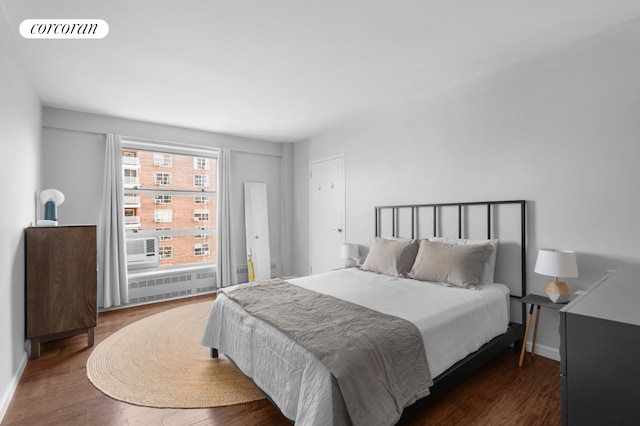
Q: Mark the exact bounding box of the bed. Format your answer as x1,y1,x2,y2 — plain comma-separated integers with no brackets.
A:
201,200,527,426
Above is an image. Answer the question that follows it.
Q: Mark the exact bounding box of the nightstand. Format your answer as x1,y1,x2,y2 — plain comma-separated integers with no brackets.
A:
518,293,567,366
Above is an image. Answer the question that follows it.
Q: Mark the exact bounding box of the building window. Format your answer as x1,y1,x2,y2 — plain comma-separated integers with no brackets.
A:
194,231,210,239
194,209,209,222
194,243,210,256
120,142,217,273
154,153,172,167
154,195,172,204
194,195,209,204
194,157,209,170
155,227,173,241
154,172,172,186
159,246,173,260
194,174,209,188
123,169,139,187
154,209,173,223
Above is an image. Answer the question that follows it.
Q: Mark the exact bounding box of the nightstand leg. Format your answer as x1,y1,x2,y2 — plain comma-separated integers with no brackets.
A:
519,304,534,367
531,306,541,356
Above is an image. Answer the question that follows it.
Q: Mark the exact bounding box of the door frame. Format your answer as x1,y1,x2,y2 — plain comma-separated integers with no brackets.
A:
308,153,345,275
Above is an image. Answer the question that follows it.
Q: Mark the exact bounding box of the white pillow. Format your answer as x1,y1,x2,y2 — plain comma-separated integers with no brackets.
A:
428,237,498,284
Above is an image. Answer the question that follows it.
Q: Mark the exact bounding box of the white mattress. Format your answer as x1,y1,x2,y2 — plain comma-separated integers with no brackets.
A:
201,268,509,425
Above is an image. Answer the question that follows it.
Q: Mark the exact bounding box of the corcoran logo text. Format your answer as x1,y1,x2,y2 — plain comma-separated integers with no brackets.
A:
20,19,109,39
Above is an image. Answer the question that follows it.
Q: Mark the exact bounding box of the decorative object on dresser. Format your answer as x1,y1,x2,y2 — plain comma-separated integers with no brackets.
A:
25,225,97,359
534,249,578,303
37,188,65,226
560,268,638,425
340,242,359,267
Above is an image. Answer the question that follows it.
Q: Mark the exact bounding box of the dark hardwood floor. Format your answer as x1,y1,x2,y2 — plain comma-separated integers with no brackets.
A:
3,295,561,425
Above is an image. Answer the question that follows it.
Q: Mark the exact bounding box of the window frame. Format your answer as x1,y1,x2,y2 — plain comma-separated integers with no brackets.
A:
120,138,219,273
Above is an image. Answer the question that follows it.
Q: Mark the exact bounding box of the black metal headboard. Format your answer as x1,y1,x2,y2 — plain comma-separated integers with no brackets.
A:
374,200,527,320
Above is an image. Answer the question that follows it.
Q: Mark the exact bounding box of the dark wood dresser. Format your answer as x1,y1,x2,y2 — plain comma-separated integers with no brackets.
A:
25,225,97,358
560,267,640,425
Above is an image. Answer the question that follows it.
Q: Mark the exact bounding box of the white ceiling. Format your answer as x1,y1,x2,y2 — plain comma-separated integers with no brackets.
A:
3,1,640,142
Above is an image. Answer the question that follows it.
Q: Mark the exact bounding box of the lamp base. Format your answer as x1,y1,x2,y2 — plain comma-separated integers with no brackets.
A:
37,219,58,226
544,280,571,303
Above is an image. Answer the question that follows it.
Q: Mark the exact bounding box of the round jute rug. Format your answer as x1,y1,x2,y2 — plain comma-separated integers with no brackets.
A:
86,301,265,408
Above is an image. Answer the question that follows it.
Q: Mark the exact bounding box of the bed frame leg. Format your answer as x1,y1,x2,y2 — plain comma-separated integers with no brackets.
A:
514,338,523,353
211,348,219,358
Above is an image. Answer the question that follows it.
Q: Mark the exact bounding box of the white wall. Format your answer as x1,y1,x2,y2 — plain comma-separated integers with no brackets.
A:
42,108,292,288
294,18,640,358
0,6,42,421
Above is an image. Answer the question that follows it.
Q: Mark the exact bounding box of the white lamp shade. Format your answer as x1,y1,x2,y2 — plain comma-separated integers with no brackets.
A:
340,243,359,259
39,189,65,205
534,249,578,278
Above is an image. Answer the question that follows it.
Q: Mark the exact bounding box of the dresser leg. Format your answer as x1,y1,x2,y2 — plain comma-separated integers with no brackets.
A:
30,339,41,359
88,327,95,347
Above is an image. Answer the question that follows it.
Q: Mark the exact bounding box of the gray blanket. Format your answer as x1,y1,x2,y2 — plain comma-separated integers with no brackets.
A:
223,279,432,426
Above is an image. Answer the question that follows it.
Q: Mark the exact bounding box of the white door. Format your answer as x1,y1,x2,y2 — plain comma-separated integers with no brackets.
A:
309,155,344,274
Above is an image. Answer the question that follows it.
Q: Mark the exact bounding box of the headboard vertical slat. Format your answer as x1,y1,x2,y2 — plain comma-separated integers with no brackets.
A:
433,206,437,237
391,208,396,237
487,204,492,239
411,207,416,239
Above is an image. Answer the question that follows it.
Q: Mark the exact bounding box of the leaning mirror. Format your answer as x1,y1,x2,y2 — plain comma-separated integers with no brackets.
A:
244,182,271,281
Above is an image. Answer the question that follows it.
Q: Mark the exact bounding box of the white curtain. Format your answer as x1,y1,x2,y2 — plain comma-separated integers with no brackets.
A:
98,134,128,308
216,148,237,287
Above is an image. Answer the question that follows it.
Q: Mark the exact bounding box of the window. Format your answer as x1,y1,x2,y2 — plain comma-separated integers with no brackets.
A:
154,172,172,186
154,153,172,167
194,195,209,204
194,174,209,188
154,209,172,223
194,209,209,222
194,243,210,256
155,227,173,241
194,230,210,239
194,157,209,170
159,246,173,260
154,195,172,204
123,169,139,187
121,142,217,272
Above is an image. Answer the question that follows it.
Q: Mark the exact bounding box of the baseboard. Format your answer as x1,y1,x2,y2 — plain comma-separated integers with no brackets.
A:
524,341,560,362
0,348,28,423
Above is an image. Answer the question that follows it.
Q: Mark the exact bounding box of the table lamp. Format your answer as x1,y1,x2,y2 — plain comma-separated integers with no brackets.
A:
534,249,578,303
340,243,359,268
38,189,65,226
